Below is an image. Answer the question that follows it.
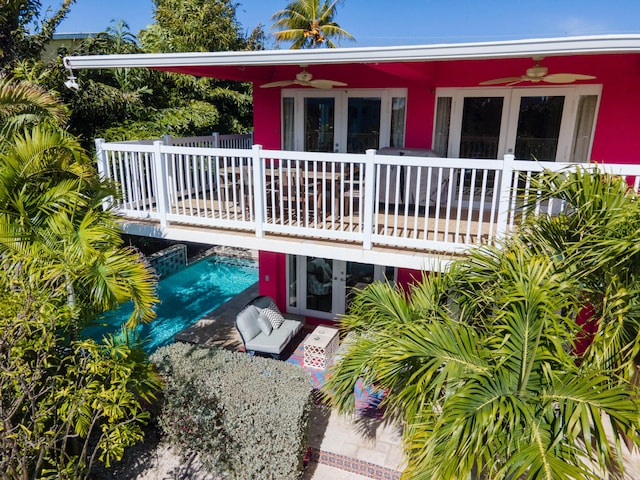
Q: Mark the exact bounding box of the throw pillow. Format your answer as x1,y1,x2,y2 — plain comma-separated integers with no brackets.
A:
256,313,273,336
261,306,284,329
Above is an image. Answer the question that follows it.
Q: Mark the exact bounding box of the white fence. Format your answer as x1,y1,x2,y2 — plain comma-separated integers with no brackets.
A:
94,138,640,254
115,132,253,149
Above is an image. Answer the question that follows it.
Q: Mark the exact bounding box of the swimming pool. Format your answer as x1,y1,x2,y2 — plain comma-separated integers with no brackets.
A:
83,255,258,352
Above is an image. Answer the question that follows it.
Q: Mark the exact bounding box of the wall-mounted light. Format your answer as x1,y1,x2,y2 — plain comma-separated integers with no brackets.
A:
64,71,79,91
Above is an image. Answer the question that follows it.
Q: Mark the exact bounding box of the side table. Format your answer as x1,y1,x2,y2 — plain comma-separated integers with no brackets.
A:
303,326,340,369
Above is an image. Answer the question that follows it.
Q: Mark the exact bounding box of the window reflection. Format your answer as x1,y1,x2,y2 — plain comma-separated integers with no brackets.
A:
306,257,333,312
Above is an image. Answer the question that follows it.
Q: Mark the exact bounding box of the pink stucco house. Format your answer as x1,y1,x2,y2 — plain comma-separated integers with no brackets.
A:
65,34,640,323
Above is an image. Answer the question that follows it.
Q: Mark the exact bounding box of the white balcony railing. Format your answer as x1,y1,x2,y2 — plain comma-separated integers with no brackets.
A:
94,137,640,254
116,132,254,149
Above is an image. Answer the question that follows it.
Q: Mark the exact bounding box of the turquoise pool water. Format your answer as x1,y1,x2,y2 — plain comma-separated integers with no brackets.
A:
83,256,258,353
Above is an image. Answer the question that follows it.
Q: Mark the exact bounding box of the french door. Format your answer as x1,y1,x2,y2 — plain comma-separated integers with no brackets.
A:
437,86,601,162
286,255,395,320
282,89,407,153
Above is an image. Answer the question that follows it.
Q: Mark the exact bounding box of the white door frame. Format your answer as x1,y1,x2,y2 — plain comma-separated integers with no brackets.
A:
437,85,602,162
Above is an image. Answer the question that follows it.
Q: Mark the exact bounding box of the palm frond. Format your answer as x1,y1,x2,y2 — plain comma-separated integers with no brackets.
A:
0,78,68,140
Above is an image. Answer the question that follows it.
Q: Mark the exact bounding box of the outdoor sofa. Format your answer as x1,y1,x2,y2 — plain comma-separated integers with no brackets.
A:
235,295,304,359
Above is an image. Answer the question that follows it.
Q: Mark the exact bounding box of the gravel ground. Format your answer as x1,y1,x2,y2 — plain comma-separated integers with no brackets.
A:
92,422,221,480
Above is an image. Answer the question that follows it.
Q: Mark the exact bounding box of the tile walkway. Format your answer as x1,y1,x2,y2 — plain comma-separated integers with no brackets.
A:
175,282,406,480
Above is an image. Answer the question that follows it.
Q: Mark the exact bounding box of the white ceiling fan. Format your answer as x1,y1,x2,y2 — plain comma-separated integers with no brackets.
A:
479,57,596,86
260,68,347,89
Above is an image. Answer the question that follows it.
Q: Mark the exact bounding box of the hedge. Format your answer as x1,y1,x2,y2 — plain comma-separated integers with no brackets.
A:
151,342,313,479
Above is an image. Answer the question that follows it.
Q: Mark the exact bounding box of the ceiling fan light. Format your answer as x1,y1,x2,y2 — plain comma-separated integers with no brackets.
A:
526,66,548,78
296,71,313,82
261,68,346,89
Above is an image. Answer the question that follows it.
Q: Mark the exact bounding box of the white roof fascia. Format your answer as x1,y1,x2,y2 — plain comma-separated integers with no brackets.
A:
64,34,640,70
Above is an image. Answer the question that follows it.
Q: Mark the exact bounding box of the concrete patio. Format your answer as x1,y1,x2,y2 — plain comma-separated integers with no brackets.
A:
174,281,406,480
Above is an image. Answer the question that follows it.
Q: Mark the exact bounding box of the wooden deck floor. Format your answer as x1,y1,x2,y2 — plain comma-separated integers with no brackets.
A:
127,197,500,249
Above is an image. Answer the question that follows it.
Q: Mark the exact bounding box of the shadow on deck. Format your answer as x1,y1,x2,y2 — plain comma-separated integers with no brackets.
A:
173,282,259,350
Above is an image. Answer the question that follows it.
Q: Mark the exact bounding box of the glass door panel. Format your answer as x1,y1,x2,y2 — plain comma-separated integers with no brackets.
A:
438,86,600,163
513,96,564,161
288,254,297,309
304,98,335,152
306,257,334,314
457,96,504,199
345,262,375,312
347,97,381,153
459,97,504,159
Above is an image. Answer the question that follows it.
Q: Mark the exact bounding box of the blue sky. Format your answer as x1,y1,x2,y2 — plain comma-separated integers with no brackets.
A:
42,0,640,47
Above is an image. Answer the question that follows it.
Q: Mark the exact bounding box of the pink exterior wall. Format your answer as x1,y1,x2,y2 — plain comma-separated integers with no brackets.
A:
252,89,281,149
254,53,640,315
396,267,424,291
257,251,286,308
253,54,640,162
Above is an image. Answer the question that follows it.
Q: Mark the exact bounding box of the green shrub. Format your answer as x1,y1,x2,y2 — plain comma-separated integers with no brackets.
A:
151,343,313,479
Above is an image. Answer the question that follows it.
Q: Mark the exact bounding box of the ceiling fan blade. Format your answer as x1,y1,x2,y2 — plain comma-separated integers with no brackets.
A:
543,73,597,84
309,79,348,89
260,80,295,88
479,76,525,86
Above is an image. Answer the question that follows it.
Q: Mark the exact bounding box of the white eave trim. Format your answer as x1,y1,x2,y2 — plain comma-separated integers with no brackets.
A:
64,34,640,70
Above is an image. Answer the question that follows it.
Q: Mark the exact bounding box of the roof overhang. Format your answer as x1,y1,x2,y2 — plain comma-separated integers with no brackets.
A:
64,34,640,72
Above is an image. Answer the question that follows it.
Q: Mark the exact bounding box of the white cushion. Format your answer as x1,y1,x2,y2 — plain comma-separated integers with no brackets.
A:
256,313,273,336
245,326,293,354
236,305,261,341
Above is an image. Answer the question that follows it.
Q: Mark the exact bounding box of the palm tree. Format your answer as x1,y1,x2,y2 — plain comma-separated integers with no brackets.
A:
271,0,354,48
0,79,157,327
323,168,640,479
520,167,640,382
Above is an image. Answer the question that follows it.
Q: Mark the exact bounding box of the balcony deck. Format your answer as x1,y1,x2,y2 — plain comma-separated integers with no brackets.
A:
160,197,494,246
95,135,640,270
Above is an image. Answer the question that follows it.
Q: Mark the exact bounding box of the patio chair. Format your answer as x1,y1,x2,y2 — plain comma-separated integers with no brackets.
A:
235,296,304,359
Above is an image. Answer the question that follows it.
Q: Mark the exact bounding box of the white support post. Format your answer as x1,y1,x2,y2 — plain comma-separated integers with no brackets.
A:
212,132,220,148
94,138,107,180
362,149,377,250
496,154,515,240
162,134,173,145
252,144,264,238
94,138,111,211
153,141,169,228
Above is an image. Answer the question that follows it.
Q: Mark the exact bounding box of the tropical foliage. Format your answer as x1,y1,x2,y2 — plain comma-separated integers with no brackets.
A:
324,168,640,479
0,80,158,325
60,0,264,143
0,76,67,141
0,279,159,478
141,0,264,53
0,78,161,477
271,0,354,48
3,1,264,144
0,0,75,71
